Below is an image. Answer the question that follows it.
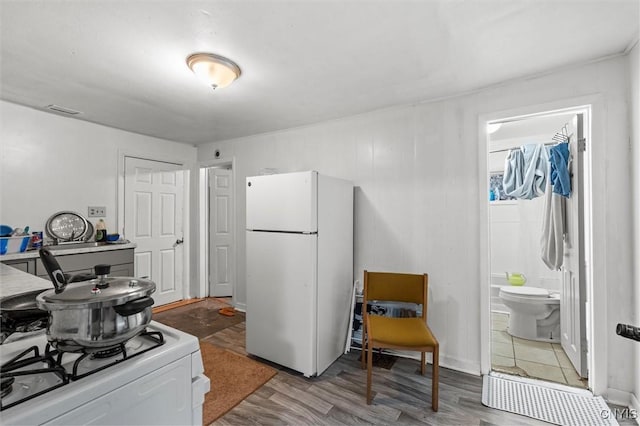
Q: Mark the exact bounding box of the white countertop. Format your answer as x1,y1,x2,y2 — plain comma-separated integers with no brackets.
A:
0,263,51,298
0,242,136,261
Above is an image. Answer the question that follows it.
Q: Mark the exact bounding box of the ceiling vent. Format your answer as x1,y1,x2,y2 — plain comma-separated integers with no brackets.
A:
45,104,82,115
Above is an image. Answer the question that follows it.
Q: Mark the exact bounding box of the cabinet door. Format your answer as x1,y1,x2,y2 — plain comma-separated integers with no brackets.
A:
2,259,35,274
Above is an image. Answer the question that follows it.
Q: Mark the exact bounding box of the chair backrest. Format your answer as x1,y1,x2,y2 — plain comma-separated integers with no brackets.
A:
364,271,428,319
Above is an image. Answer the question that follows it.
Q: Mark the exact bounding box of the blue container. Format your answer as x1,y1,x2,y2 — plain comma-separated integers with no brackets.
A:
0,236,31,255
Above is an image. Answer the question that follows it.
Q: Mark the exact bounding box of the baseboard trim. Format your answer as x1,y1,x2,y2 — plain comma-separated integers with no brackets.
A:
630,393,640,425
152,298,204,314
606,387,633,406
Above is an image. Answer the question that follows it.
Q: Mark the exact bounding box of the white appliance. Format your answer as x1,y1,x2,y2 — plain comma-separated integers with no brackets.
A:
0,321,210,425
246,171,353,377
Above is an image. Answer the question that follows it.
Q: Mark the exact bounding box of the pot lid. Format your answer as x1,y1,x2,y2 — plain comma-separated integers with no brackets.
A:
36,277,156,310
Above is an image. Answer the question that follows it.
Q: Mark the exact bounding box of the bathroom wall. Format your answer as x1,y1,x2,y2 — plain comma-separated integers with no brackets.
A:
198,54,634,395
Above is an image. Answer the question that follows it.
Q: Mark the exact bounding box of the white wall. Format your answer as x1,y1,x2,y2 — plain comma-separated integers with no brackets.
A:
198,54,634,393
0,100,198,284
628,42,640,411
0,101,197,233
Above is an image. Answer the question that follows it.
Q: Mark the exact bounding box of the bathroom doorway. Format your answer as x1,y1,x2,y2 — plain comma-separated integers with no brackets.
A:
484,106,591,389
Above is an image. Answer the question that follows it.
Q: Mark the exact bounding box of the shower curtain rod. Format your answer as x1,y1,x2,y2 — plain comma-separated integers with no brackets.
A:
488,141,558,154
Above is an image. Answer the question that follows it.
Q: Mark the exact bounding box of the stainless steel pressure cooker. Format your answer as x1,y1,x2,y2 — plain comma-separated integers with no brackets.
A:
36,249,156,352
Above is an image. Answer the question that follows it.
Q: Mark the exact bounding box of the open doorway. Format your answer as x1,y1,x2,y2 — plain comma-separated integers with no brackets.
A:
204,163,235,299
485,107,591,390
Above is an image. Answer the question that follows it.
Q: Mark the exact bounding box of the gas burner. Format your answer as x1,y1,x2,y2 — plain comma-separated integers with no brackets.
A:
1,377,14,398
1,330,165,411
91,346,123,359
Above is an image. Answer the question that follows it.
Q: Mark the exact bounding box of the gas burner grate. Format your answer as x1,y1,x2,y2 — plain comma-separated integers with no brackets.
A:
0,345,68,411
51,330,165,381
1,330,165,411
1,377,14,398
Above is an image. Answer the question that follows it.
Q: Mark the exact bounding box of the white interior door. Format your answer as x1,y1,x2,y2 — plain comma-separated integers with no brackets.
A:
124,157,184,307
560,113,588,378
208,168,234,297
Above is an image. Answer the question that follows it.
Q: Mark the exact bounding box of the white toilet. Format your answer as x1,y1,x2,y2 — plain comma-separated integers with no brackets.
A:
499,286,560,342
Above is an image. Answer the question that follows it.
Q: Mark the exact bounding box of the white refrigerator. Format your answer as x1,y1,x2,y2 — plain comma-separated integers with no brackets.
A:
245,171,353,377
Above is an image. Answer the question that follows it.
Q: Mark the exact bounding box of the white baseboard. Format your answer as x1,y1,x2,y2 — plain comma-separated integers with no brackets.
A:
630,393,640,425
234,302,246,312
606,387,632,406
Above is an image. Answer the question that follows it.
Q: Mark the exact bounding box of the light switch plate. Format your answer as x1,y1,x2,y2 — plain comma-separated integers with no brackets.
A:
88,206,106,217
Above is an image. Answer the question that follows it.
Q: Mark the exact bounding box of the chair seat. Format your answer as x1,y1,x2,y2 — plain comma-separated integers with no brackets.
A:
368,315,437,347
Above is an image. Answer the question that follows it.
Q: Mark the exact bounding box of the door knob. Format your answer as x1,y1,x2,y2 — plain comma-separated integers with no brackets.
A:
173,238,184,247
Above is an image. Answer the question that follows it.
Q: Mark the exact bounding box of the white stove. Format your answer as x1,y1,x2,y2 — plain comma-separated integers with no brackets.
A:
0,321,210,425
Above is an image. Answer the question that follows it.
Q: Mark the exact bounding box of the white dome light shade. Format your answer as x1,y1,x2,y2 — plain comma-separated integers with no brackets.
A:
186,53,241,90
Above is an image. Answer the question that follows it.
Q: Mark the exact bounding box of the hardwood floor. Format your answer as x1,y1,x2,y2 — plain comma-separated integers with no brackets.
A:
156,300,633,425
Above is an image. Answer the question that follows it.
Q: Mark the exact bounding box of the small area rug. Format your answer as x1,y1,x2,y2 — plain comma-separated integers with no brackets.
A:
200,341,277,424
482,373,618,426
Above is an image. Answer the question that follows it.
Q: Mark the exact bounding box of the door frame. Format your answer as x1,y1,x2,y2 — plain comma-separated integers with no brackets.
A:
198,158,237,306
117,150,191,302
478,95,605,395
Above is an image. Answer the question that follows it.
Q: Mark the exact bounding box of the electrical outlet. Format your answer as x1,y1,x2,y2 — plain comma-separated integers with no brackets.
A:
88,206,106,217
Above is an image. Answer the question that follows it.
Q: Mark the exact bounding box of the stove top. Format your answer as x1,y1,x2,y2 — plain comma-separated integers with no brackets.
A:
0,321,200,420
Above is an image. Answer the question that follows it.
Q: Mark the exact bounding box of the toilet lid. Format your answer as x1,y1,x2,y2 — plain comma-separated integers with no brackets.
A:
500,286,549,298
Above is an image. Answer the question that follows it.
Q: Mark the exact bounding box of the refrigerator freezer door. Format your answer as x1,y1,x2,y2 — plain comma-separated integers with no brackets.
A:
246,171,317,233
246,231,317,377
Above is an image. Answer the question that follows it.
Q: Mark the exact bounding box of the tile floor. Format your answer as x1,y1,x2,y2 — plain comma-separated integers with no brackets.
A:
491,312,588,389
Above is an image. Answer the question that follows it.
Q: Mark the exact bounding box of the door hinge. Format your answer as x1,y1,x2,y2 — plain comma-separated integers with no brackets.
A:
578,138,586,152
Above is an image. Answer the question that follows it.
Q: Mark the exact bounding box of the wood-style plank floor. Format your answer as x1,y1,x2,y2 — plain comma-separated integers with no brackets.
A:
156,299,632,425
205,321,548,426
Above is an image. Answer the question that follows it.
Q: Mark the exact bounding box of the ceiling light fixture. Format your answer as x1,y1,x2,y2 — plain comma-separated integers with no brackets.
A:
186,52,241,90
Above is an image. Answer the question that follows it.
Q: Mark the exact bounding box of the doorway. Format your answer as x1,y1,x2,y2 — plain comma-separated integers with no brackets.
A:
123,156,187,307
484,107,591,389
206,164,235,298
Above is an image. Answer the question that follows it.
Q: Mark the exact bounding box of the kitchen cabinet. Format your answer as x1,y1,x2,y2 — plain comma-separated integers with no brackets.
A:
2,258,36,275
2,248,134,278
35,249,134,277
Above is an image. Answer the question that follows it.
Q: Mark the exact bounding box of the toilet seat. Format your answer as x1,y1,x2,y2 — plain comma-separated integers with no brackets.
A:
499,286,560,305
500,286,550,298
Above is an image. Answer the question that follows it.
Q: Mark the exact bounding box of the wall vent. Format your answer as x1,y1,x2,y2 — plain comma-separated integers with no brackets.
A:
45,104,82,115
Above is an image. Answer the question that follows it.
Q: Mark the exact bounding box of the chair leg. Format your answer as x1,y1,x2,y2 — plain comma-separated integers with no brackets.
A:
420,352,426,375
366,340,373,405
360,323,366,369
432,345,439,412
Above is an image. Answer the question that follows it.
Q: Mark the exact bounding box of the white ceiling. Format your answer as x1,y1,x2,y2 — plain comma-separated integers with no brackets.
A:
1,1,638,145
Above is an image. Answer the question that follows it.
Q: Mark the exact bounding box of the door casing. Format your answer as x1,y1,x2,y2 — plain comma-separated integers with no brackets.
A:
478,96,601,393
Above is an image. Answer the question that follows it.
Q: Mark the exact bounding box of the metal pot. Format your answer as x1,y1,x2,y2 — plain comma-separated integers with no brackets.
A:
37,249,156,352
0,289,49,344
36,276,155,352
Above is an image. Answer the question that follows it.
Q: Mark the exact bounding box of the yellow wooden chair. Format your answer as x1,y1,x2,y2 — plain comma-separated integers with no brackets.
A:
360,270,439,411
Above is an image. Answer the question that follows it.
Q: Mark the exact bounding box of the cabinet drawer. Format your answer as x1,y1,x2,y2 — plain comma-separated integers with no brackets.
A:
36,249,134,276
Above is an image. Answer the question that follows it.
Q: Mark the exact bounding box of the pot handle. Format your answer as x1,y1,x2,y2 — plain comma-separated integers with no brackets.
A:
113,297,155,316
39,248,67,293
